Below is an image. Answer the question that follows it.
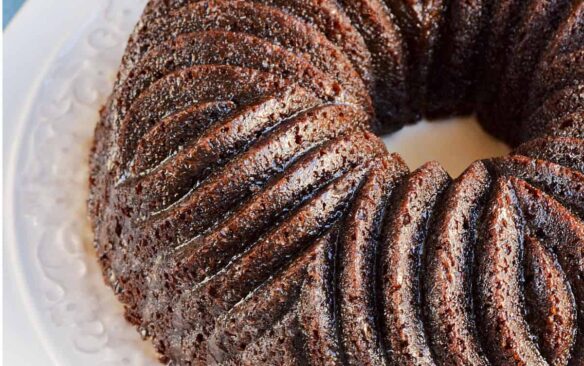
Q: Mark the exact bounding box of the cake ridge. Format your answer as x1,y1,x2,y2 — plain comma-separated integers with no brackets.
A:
120,0,370,106
523,234,577,366
475,178,547,365
379,161,451,365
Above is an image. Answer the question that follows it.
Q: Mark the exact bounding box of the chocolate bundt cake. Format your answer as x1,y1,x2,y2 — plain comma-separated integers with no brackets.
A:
88,0,583,364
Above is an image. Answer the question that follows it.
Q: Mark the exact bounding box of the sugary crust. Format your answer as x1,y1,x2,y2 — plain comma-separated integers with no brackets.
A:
298,228,344,366
475,0,528,140
336,0,413,130
539,1,584,65
170,164,371,363
136,0,373,102
514,136,584,174
511,178,584,366
523,109,584,141
523,235,577,366
493,0,574,144
529,49,584,115
425,0,490,118
423,162,492,366
122,29,369,112
120,1,369,90
475,179,547,366
116,65,291,170
384,0,448,114
128,90,323,216
336,154,408,366
379,161,450,365
523,84,584,144
487,155,584,218
89,0,584,364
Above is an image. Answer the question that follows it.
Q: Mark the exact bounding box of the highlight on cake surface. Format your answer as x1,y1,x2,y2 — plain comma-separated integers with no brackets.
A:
88,0,584,364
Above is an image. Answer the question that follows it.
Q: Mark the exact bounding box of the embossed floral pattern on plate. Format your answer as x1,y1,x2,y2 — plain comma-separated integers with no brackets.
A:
10,0,159,364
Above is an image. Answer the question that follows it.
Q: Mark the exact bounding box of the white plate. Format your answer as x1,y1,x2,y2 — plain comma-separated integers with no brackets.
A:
3,1,509,365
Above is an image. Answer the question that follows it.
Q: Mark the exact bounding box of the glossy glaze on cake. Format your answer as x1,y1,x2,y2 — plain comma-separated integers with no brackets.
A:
89,0,583,364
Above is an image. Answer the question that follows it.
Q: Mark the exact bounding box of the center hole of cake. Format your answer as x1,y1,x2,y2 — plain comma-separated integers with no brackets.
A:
382,116,511,177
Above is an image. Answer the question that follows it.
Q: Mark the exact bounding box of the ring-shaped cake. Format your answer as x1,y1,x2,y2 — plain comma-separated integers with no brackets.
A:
89,1,584,364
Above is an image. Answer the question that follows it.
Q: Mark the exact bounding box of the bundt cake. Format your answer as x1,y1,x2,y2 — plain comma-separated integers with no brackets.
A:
88,0,583,364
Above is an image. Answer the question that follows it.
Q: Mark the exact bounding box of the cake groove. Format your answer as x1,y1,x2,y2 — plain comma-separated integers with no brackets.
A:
492,0,574,144
131,100,237,174
423,161,492,366
379,161,450,366
511,178,584,364
121,1,369,93
336,154,408,366
336,0,413,129
475,179,547,366
167,164,369,363
523,235,577,366
134,102,362,222
298,227,344,366
514,136,584,173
